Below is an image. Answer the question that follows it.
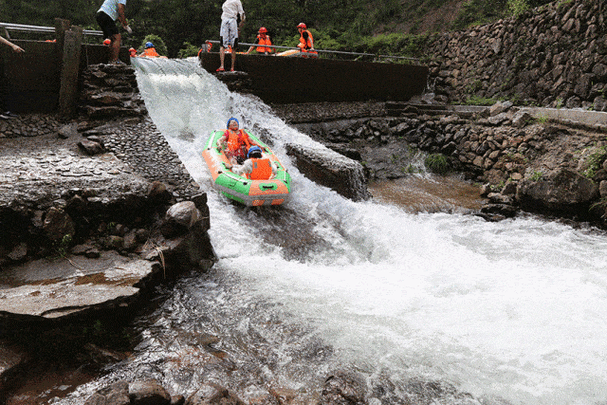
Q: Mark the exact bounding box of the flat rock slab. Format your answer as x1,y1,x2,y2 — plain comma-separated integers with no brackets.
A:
0,251,157,319
0,133,150,207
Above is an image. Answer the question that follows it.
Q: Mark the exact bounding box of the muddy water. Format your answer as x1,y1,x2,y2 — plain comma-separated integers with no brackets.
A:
368,175,484,213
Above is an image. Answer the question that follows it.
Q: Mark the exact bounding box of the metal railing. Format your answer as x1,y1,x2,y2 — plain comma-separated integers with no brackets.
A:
0,22,103,39
205,40,419,62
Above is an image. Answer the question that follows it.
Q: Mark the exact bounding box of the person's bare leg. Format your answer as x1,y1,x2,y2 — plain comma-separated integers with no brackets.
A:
219,47,225,70
110,33,121,62
231,51,236,71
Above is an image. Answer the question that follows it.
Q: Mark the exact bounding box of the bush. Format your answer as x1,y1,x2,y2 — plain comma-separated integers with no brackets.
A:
178,42,201,58
507,0,530,17
425,153,451,174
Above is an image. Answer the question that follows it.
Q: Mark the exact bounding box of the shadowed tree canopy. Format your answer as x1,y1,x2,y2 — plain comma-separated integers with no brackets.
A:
0,0,555,57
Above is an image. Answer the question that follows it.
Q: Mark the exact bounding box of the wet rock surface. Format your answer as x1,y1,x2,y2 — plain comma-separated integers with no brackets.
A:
0,251,160,319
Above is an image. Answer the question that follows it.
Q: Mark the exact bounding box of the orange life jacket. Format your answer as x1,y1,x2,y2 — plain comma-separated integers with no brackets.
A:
143,48,160,57
256,35,273,53
225,129,251,156
248,158,273,180
298,30,313,50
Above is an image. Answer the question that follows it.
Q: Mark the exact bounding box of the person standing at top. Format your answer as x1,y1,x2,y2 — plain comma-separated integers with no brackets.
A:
96,0,132,64
217,0,245,72
245,27,274,55
297,23,314,52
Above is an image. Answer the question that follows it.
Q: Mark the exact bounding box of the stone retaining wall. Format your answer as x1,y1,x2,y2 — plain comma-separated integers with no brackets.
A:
296,101,607,224
426,0,607,110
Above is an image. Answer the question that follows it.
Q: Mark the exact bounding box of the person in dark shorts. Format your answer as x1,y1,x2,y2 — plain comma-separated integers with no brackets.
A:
95,0,132,64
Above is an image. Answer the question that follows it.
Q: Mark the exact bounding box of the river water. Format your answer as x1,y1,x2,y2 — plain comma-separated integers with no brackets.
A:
58,58,607,405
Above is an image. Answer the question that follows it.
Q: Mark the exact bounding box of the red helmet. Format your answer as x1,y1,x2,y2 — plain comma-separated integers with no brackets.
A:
259,27,268,34
103,38,111,46
297,23,307,29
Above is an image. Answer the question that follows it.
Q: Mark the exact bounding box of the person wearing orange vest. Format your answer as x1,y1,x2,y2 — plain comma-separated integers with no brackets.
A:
234,146,278,180
246,27,274,55
139,42,161,57
217,117,258,164
297,23,314,52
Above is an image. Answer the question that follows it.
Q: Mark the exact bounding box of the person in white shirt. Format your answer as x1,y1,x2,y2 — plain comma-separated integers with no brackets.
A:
217,0,245,72
95,0,132,64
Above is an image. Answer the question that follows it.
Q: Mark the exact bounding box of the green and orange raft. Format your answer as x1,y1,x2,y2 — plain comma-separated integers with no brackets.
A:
202,129,292,206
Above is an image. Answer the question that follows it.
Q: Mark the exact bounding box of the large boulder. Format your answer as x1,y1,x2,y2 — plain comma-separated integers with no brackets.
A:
156,201,216,271
516,169,599,216
286,143,371,201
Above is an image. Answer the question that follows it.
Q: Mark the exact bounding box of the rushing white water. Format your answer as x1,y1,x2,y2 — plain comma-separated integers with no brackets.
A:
62,58,607,405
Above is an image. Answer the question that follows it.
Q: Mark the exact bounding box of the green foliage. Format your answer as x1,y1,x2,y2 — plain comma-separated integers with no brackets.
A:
530,170,543,181
178,42,201,58
403,164,419,174
452,0,508,30
507,0,530,17
140,34,168,55
54,234,73,258
425,153,451,174
0,0,554,57
359,32,429,58
583,146,607,179
465,95,498,106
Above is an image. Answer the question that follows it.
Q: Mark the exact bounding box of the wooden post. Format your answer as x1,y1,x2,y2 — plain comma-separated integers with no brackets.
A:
54,18,71,57
58,26,83,119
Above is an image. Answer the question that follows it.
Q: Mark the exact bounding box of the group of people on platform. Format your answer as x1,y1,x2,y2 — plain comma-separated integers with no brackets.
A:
217,118,278,180
216,0,316,71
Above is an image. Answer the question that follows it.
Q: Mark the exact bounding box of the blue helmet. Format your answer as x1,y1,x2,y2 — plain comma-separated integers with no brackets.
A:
247,146,262,158
227,117,239,128
145,42,154,49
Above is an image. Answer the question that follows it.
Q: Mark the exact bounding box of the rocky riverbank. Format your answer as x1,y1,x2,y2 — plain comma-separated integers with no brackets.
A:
278,99,607,226
0,63,219,404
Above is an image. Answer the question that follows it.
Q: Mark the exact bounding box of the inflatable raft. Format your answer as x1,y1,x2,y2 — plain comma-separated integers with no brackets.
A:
202,130,291,206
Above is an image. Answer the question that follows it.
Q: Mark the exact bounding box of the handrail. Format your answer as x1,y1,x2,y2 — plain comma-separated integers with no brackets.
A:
204,40,419,62
0,22,103,38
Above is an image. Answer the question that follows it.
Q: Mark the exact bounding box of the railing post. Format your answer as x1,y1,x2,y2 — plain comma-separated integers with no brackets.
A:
54,18,70,56
58,22,83,119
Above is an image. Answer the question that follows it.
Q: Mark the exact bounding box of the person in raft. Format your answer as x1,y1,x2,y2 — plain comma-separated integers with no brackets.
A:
233,146,278,180
139,42,160,57
217,118,258,165
217,0,246,72
245,27,274,55
297,22,314,52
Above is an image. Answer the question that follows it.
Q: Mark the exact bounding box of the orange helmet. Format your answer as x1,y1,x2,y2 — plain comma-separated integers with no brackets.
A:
259,27,268,34
297,23,307,29
103,38,111,46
